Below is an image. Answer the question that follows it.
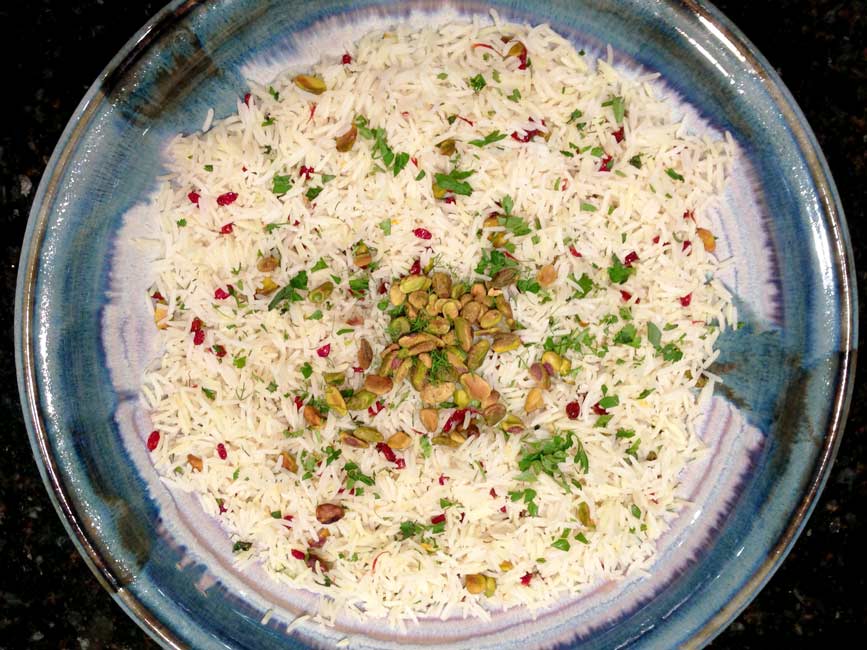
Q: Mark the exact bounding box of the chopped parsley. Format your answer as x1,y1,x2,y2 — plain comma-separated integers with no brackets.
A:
268,85,280,100
666,168,685,181
176,218,187,227
344,461,375,489
434,168,475,196
232,355,247,369
268,270,309,310
613,323,640,347
506,88,522,102
201,387,216,400
630,504,642,518
203,164,213,172
305,186,323,201
579,201,597,212
661,343,684,362
628,154,642,169
602,96,626,124
467,73,487,92
232,541,252,553
469,130,508,147
607,255,635,284
475,248,517,276
311,258,328,272
508,488,539,517
569,272,595,298
271,173,292,195
300,362,313,379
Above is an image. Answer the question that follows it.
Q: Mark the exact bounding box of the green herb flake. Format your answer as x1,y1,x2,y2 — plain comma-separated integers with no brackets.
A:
615,428,636,439
176,218,187,227
233,355,247,369
311,258,328,272
437,72,448,80
630,504,642,518
492,69,502,83
305,186,324,201
434,169,475,196
268,85,280,100
468,73,487,93
201,387,216,400
420,436,432,458
637,388,655,399
469,130,508,148
271,174,292,195
661,343,684,362
607,255,635,284
574,532,589,544
666,168,685,181
506,88,521,102
552,538,571,552
415,169,426,181
379,219,392,235
602,96,626,124
300,362,313,379
580,201,597,212
232,541,252,553
270,510,282,519
204,164,214,172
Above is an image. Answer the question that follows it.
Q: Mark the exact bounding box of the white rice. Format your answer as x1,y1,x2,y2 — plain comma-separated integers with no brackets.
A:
142,17,735,626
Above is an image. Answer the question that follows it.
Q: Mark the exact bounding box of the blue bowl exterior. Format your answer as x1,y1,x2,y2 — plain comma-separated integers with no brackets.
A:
15,1,856,649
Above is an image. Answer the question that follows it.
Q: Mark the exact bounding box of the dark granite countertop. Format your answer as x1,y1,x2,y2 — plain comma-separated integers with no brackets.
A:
0,1,864,648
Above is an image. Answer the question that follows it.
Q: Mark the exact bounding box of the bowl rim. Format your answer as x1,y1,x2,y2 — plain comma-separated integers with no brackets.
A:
14,1,857,648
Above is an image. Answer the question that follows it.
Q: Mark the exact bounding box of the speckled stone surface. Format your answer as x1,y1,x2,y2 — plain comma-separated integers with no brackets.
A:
0,1,864,648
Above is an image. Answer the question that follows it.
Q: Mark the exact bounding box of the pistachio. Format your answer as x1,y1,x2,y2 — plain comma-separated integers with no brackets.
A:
459,293,474,307
505,40,527,60
646,450,658,461
484,576,497,597
470,283,487,302
418,352,433,369
405,303,418,320
393,357,413,384
537,263,557,287
483,215,500,228
454,317,472,351
480,389,500,410
335,124,358,152
445,348,469,375
426,316,451,336
325,385,348,416
408,341,439,356
363,374,394,395
387,431,412,450
280,451,298,472
339,431,369,448
696,227,716,252
378,349,398,376
500,414,525,434
577,501,595,528
410,358,428,391
453,389,470,408
421,381,454,405
529,362,551,390
525,387,544,413
432,297,448,315
460,301,483,324
388,316,411,339
431,272,452,298
399,332,438,348
356,338,373,371
460,373,492,401
449,431,468,445
257,255,280,272
353,426,384,443
353,243,373,268
389,283,406,306
420,408,439,432
256,276,279,296
483,402,506,425
303,404,325,428
433,363,459,383
479,309,502,329
315,503,345,524
405,290,426,310
400,274,428,293
488,231,509,248
490,267,518,288
499,561,514,571
465,574,486,594
541,351,565,376
495,294,513,322
293,74,327,95
324,371,345,386
442,299,460,320
463,341,489,373
450,282,468,299
441,330,458,347
153,304,168,329
491,333,522,353
559,357,572,376
432,435,461,447
436,138,456,156
432,180,447,199
187,454,203,472
346,389,377,411
308,281,334,303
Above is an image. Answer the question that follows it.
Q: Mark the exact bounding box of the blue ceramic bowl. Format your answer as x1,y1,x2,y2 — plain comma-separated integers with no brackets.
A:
15,1,856,648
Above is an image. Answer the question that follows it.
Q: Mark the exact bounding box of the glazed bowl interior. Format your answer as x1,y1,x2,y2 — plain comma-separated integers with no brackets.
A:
15,1,855,649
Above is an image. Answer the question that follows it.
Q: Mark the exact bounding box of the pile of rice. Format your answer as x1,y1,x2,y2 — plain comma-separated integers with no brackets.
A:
143,15,735,626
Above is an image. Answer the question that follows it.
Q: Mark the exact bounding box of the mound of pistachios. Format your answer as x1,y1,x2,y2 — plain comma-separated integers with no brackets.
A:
334,266,528,449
